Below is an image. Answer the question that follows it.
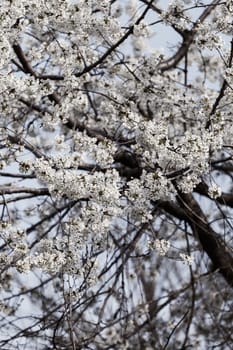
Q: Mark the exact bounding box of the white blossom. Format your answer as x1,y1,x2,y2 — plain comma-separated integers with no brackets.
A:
0,0,232,348
208,184,222,199
180,253,194,266
149,239,170,256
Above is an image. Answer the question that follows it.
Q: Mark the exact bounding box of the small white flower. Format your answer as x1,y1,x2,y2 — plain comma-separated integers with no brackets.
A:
208,184,222,199
180,253,193,265
149,239,170,256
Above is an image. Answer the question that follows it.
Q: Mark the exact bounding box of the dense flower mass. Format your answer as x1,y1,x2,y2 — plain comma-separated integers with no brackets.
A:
0,0,233,349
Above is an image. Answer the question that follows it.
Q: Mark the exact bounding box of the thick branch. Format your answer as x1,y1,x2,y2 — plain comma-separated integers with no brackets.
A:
158,187,233,288
12,44,36,76
158,0,222,72
177,192,233,288
0,187,49,195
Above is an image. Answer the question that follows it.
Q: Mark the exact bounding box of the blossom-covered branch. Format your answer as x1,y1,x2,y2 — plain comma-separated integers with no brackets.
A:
0,0,233,349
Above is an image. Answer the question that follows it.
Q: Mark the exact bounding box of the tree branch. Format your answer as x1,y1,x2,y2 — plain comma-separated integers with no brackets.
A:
177,191,233,288
158,0,222,72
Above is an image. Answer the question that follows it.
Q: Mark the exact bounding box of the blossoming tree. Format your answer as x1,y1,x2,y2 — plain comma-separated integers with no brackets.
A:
0,0,233,348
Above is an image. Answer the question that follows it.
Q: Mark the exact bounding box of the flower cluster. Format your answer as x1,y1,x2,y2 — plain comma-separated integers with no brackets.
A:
208,183,222,199
0,0,231,279
180,253,194,266
148,239,171,256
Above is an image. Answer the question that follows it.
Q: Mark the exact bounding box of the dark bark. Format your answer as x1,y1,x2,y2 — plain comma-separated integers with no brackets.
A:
177,192,233,288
